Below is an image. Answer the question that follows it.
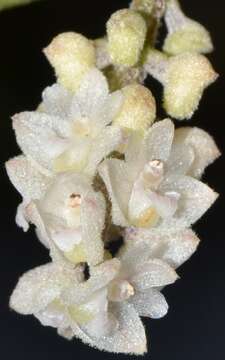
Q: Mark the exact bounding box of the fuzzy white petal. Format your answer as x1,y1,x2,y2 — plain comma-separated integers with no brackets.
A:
125,131,148,178
5,155,51,201
70,302,147,355
98,159,132,226
81,288,118,338
160,174,218,227
160,229,200,268
166,143,194,176
10,263,71,315
125,228,200,269
93,90,124,128
81,191,106,265
73,68,109,118
130,259,178,291
130,288,168,319
145,119,174,162
175,127,221,178
15,202,29,231
85,126,124,177
35,301,69,329
42,83,72,119
13,112,69,170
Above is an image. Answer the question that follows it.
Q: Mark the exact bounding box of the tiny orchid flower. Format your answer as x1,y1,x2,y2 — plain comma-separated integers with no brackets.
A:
10,258,148,354
12,68,124,177
5,158,107,266
31,172,107,266
99,119,219,230
108,242,178,319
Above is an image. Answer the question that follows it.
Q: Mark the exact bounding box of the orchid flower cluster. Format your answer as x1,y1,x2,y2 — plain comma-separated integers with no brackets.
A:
6,0,220,355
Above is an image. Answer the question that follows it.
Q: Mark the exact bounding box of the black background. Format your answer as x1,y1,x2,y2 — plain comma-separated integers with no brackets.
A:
0,1,224,359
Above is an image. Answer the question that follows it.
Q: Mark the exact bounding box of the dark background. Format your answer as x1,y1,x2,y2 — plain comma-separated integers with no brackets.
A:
0,1,224,359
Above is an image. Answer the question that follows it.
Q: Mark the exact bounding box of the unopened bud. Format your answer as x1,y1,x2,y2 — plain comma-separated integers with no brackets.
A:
113,83,156,132
107,9,147,66
43,32,95,92
164,53,218,120
145,50,218,120
163,0,213,55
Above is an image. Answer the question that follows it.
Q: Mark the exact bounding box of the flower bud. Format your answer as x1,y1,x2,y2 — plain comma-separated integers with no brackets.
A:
164,53,218,119
113,83,156,132
106,9,147,66
43,32,95,92
145,50,218,120
163,0,213,55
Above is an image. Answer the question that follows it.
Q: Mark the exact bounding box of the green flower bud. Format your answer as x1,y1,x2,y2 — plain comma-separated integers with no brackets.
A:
107,9,147,66
163,0,213,55
164,53,218,119
43,32,95,92
113,83,156,132
145,50,218,120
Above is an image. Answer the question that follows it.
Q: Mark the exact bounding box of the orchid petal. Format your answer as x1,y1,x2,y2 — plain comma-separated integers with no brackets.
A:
10,263,72,315
175,127,221,178
145,119,174,162
85,126,124,177
74,68,109,118
98,159,132,227
81,190,106,265
70,302,147,355
5,155,51,201
130,259,178,291
12,112,69,170
42,83,72,119
166,142,194,176
160,174,218,227
93,90,124,128
130,288,168,319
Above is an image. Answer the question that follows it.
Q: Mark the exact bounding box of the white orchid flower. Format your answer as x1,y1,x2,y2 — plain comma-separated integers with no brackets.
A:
5,155,107,265
12,68,124,178
34,172,106,266
10,258,148,354
99,119,219,230
108,242,178,319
